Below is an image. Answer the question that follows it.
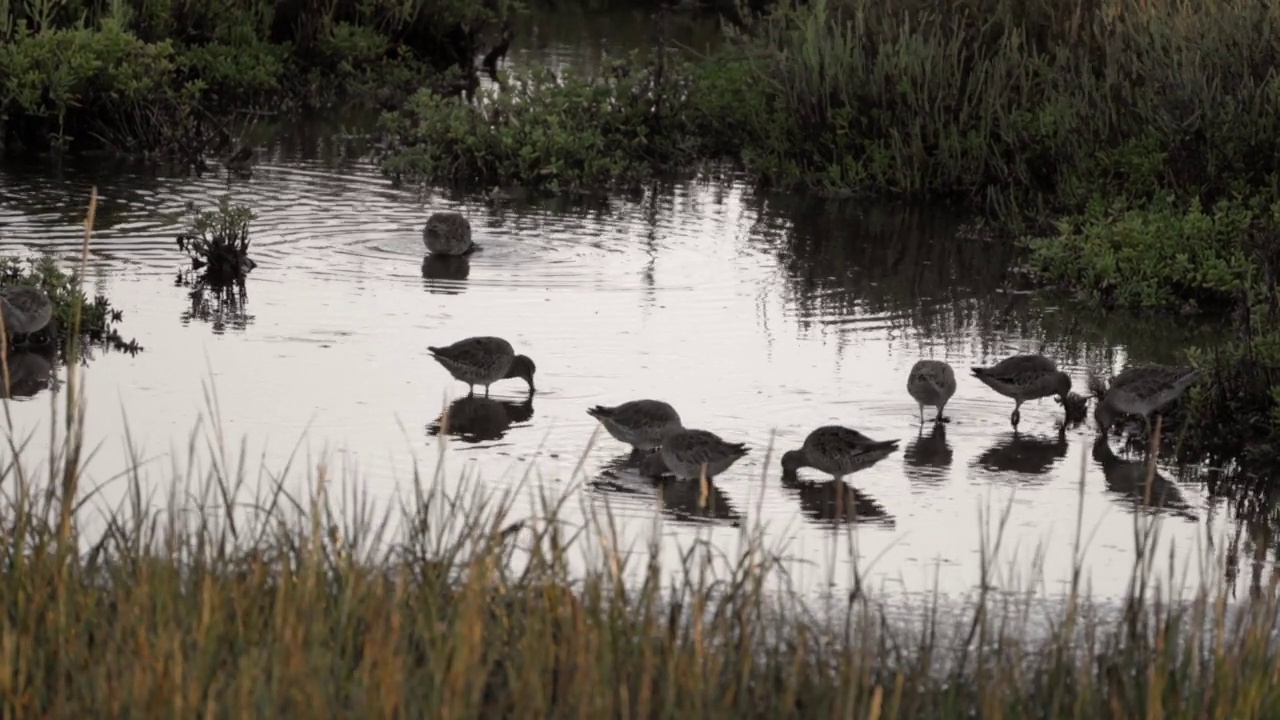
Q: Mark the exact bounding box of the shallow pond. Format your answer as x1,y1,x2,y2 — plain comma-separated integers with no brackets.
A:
0,8,1260,610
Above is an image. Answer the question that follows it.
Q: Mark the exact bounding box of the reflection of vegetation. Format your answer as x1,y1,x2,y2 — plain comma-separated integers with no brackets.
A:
178,276,252,334
753,197,1221,365
1181,309,1280,477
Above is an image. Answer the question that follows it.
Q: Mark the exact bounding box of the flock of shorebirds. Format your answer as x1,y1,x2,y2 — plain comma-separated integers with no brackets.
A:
0,210,1206,492
421,211,1205,489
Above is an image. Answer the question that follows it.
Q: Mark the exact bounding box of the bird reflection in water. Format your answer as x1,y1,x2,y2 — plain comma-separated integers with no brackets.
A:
0,345,57,400
974,424,1069,478
779,472,893,529
421,255,471,295
591,452,742,527
903,422,952,482
1091,434,1196,522
426,393,534,444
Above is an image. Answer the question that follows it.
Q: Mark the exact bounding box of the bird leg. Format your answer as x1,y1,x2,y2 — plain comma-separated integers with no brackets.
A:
1010,401,1022,429
698,464,709,510
918,405,925,424
934,405,950,423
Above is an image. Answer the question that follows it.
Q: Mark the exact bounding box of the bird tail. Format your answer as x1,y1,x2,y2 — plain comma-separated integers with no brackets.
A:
873,439,901,452
730,443,749,456
969,366,989,378
586,405,613,420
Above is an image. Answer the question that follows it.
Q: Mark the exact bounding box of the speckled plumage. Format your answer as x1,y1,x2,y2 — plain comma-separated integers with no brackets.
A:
427,336,536,395
423,211,475,256
659,429,749,482
907,359,957,423
971,354,1072,428
0,286,52,337
781,425,900,482
588,399,683,452
1093,364,1199,435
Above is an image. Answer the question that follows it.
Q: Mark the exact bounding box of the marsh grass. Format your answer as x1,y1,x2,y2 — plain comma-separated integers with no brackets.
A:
750,0,1280,217
0,189,1275,717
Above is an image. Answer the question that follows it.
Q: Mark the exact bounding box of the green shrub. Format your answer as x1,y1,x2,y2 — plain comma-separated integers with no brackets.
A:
1024,198,1266,312
0,0,521,158
0,20,178,152
178,40,289,105
380,55,723,192
177,197,257,284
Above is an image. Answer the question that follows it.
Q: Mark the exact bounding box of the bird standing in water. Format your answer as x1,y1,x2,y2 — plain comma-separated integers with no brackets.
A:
907,359,957,423
971,354,1072,429
0,286,52,342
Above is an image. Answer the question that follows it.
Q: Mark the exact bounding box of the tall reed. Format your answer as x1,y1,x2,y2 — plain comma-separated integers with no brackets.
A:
744,0,1280,224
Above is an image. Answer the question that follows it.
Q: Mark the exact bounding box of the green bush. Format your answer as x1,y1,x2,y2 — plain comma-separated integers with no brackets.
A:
178,40,289,104
380,56,725,192
1024,198,1267,312
0,0,520,158
0,21,179,152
